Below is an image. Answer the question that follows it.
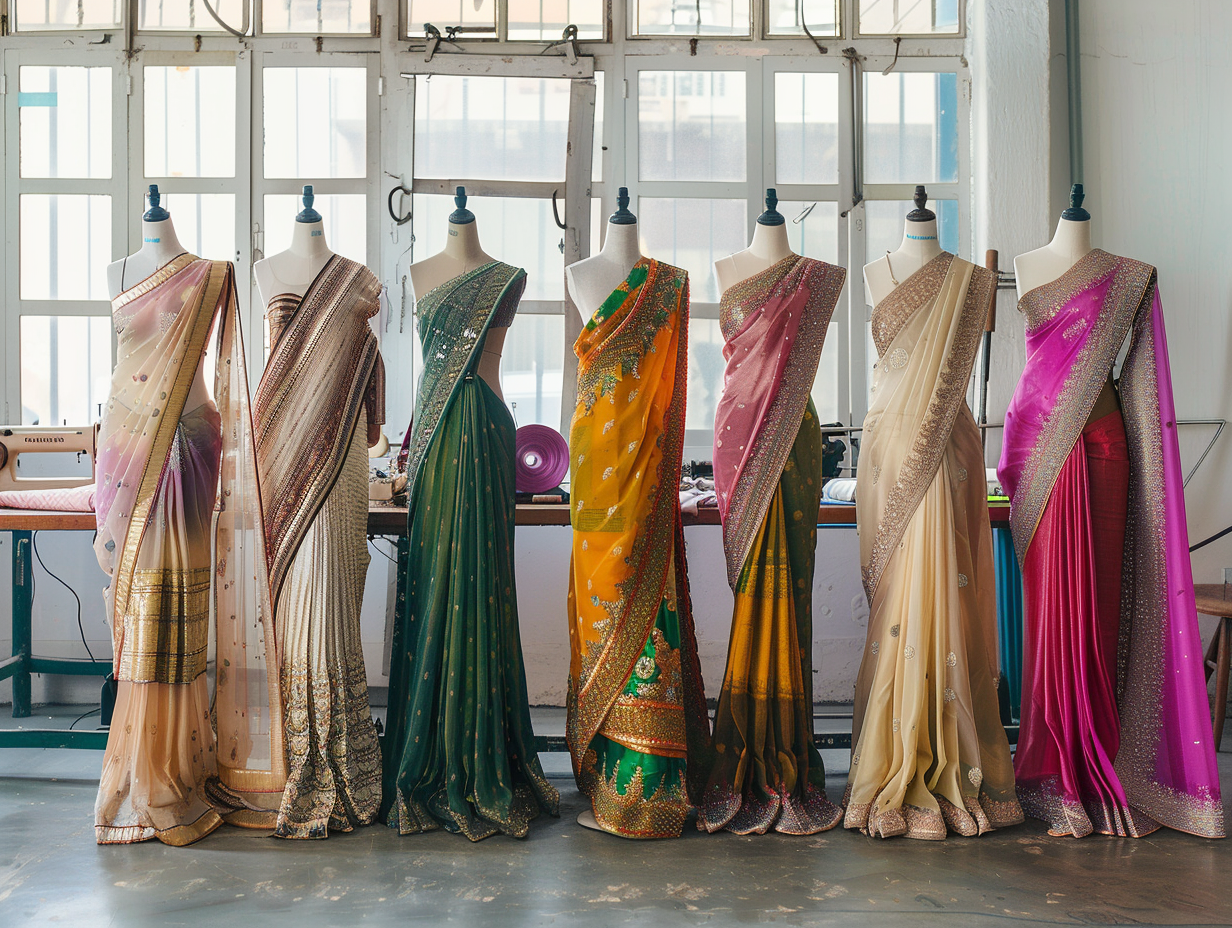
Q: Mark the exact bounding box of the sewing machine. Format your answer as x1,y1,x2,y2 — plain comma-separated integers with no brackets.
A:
0,425,98,492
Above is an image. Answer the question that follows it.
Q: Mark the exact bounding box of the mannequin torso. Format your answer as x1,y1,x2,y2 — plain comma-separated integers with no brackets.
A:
714,221,794,297
254,219,335,304
566,221,644,322
107,216,212,413
863,217,945,308
1015,216,1119,423
410,218,508,400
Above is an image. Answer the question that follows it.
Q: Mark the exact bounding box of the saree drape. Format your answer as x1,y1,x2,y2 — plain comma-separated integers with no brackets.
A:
95,256,280,845
253,254,385,838
566,257,712,839
998,249,1224,839
697,255,846,835
846,253,1022,840
382,261,559,841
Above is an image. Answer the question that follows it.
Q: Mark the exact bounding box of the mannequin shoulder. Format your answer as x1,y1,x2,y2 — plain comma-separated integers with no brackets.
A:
862,255,894,307
105,258,128,300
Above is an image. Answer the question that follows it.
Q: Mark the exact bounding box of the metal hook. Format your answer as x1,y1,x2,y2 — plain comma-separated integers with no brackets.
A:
550,188,567,230
387,184,412,225
882,37,902,75
793,202,817,224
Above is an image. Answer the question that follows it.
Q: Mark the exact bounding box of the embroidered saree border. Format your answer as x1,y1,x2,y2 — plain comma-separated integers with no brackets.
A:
567,259,693,766
717,256,845,587
860,257,993,600
1007,250,1144,563
405,261,526,502
111,258,227,677
254,254,383,611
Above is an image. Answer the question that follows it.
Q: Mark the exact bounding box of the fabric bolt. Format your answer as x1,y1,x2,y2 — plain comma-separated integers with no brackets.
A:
94,255,275,845
846,253,1023,840
999,249,1225,839
698,254,846,836
382,261,559,841
252,254,386,838
566,257,712,840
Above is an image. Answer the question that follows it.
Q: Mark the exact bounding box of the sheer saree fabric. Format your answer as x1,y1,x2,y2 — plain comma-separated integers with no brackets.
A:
847,253,1022,840
382,261,559,841
253,255,385,838
698,255,845,835
95,256,279,845
999,250,1224,839
566,258,712,839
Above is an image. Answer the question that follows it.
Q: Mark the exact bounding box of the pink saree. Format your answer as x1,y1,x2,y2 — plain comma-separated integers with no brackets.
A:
999,249,1225,839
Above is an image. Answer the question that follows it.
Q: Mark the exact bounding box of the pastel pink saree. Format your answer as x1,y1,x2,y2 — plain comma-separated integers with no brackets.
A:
999,249,1224,838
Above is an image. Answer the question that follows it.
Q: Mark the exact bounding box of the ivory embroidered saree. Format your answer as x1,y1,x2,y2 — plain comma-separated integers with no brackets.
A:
253,254,385,838
95,256,279,845
566,258,711,839
999,250,1224,839
697,255,845,835
382,261,558,841
846,253,1022,840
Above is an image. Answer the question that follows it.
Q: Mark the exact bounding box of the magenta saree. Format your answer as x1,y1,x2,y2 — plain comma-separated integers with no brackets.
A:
999,249,1225,839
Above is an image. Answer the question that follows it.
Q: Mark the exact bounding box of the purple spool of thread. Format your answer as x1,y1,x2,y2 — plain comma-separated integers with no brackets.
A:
514,424,570,494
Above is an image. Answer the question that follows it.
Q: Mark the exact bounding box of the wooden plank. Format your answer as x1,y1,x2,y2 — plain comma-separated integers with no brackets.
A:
0,509,96,531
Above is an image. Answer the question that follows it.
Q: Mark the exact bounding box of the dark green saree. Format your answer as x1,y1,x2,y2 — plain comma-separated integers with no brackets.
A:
381,261,559,840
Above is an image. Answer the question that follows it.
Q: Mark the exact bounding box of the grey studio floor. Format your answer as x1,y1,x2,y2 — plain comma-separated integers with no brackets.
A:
1,707,1229,928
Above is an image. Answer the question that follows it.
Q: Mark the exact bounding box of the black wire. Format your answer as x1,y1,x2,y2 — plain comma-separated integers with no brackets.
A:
32,531,99,665
367,537,400,566
68,706,101,730
1191,524,1232,553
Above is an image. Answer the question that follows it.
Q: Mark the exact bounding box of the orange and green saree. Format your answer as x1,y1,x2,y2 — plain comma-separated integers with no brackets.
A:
566,257,711,839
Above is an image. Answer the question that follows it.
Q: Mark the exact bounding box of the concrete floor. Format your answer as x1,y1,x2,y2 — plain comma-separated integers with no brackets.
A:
2,709,1230,927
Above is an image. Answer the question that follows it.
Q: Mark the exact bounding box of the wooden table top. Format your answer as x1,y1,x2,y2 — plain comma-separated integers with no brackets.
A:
1195,584,1232,618
2,501,1011,535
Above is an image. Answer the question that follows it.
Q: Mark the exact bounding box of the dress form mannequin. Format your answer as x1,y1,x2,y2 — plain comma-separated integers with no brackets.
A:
107,185,211,413
863,186,945,307
254,185,335,304
566,187,644,322
409,188,508,400
1015,184,1119,422
714,189,795,296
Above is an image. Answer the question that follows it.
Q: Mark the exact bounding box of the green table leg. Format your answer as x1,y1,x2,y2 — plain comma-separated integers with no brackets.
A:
11,530,32,718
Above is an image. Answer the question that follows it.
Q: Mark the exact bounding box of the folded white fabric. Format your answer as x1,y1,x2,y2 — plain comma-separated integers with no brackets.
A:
821,478,857,503
0,484,95,512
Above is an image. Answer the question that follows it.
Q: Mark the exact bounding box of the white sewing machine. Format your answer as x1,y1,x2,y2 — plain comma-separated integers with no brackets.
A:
0,425,98,492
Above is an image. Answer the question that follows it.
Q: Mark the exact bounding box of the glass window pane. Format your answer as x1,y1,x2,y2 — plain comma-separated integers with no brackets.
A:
863,71,958,184
774,72,838,185
415,76,570,183
145,66,237,179
412,195,563,302
767,0,838,36
159,194,236,260
264,68,367,179
14,0,120,30
639,71,747,183
637,198,746,304
501,314,564,428
780,200,839,264
865,198,957,263
634,0,748,36
264,194,366,264
20,316,113,426
686,317,725,431
508,0,603,40
20,195,112,301
19,67,112,180
263,0,372,33
859,0,959,35
138,0,246,31
406,0,496,35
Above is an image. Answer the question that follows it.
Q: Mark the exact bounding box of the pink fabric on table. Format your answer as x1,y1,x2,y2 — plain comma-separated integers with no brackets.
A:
0,484,95,511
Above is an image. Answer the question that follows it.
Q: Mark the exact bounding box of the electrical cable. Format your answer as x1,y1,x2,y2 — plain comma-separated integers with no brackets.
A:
69,706,101,730
32,531,99,666
367,537,400,566
1190,524,1232,554
200,0,248,38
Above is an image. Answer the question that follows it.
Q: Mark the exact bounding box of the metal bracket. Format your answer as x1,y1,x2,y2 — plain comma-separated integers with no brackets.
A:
423,23,441,62
541,25,581,64
550,188,567,230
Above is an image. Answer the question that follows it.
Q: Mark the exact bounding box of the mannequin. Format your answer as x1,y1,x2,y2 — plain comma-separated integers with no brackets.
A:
409,187,508,400
254,185,335,304
566,187,644,321
107,185,211,413
714,188,795,296
1015,184,1118,423
863,186,945,307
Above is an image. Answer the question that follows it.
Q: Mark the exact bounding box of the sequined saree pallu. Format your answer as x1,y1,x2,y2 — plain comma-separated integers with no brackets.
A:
999,250,1224,839
382,261,558,841
94,256,279,845
846,254,1022,840
566,258,711,839
253,255,385,838
697,256,845,835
